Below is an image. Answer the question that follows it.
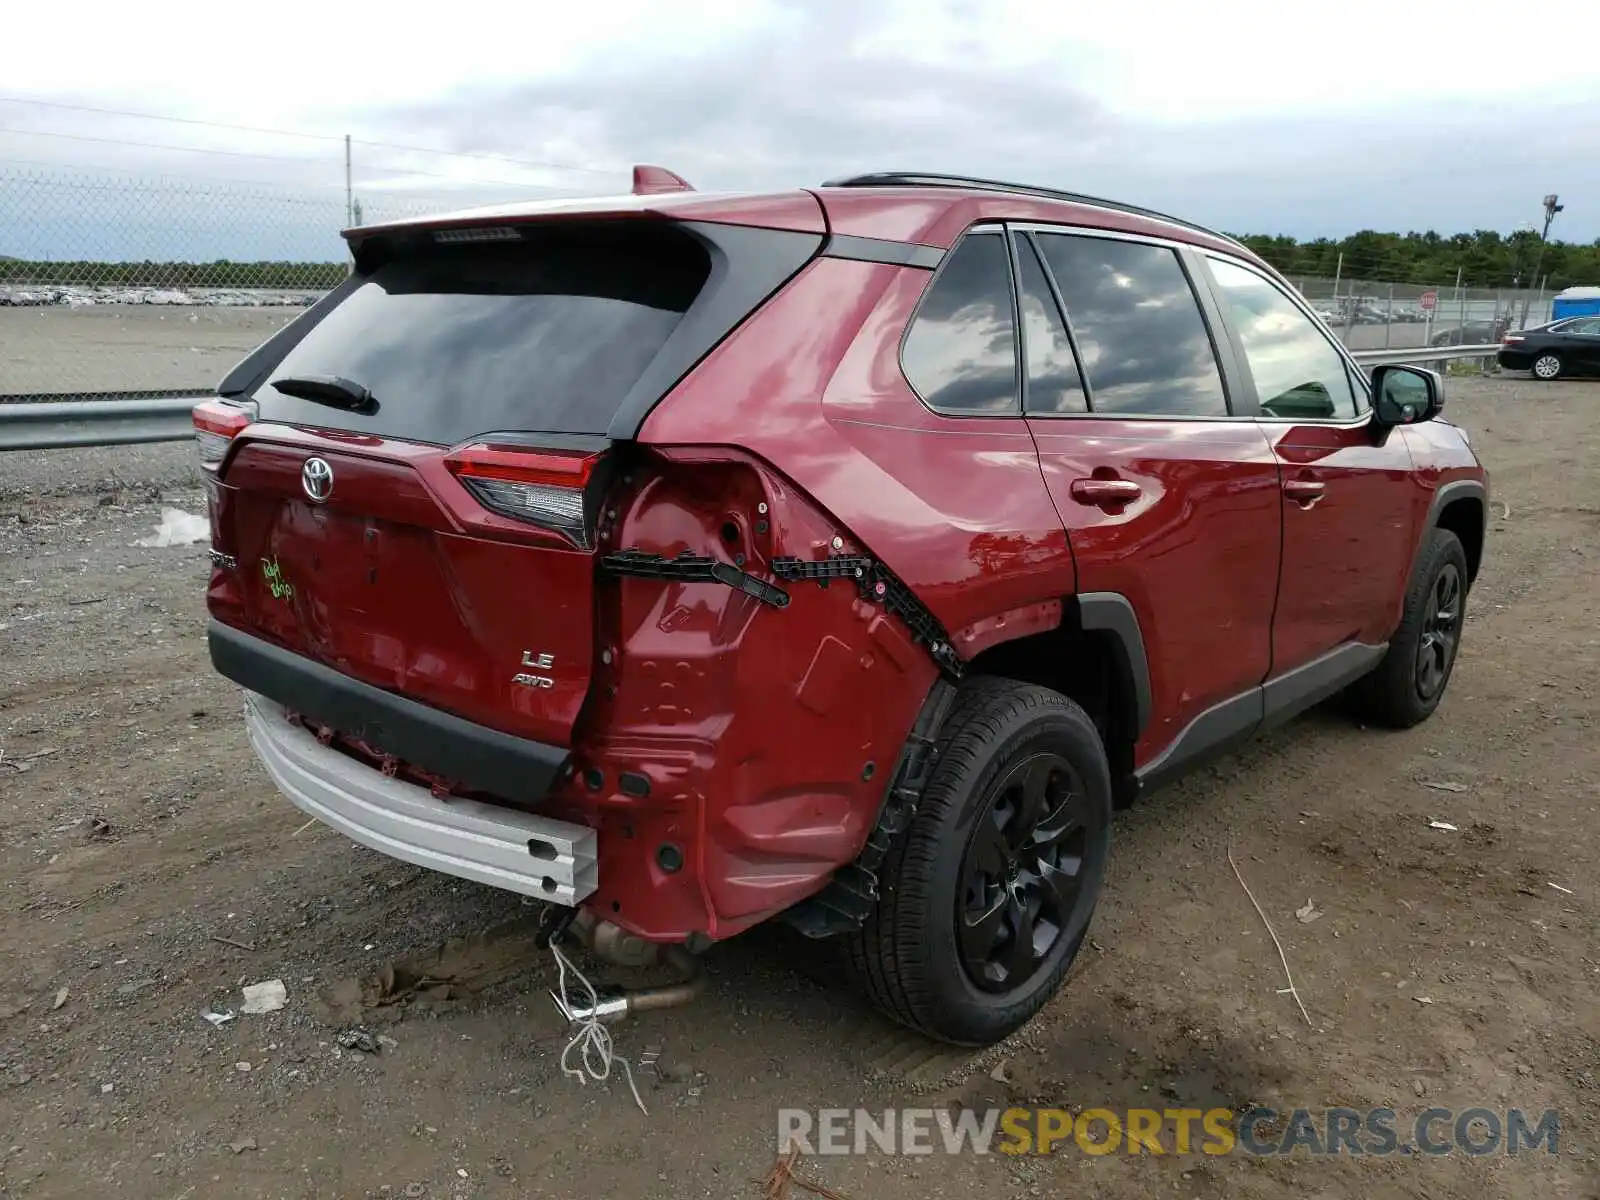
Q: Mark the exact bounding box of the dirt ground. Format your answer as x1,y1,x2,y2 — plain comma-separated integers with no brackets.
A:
1,307,299,396
1,375,1596,1199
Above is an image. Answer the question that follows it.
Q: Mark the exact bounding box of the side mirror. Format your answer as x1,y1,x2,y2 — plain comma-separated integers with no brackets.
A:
1370,364,1444,427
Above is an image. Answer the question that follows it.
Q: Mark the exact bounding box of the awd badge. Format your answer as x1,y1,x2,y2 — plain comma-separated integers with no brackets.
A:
513,649,555,689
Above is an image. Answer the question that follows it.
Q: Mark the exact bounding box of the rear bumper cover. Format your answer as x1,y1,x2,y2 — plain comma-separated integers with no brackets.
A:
242,690,598,903
207,619,568,804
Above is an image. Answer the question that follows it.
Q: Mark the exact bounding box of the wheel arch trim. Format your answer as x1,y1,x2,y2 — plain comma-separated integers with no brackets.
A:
1423,477,1488,582
1075,592,1152,739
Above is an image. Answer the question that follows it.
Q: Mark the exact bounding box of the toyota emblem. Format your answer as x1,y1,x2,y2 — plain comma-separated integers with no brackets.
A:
301,457,334,503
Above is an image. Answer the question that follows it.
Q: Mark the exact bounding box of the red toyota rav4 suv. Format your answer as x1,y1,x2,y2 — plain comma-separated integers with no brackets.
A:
196,170,1488,1046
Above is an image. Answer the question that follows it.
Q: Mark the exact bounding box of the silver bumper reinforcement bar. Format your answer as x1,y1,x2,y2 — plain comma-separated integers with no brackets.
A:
242,691,597,904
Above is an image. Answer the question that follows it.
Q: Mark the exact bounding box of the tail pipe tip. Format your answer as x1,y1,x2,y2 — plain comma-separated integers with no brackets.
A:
549,946,704,1025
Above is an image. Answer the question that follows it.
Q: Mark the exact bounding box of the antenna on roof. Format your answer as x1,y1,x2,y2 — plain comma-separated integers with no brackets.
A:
632,165,695,195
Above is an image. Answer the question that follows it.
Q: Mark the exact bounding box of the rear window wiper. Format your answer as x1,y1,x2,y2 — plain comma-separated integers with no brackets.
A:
270,374,377,414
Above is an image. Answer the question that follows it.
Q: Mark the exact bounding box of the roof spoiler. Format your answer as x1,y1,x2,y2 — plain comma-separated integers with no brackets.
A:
632,165,695,196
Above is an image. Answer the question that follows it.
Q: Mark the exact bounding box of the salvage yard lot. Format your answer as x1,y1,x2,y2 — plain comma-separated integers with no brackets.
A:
1,375,1597,1199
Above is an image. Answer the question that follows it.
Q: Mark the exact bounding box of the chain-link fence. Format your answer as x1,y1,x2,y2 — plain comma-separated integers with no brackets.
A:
0,163,1555,401
0,166,513,400
1286,275,1551,357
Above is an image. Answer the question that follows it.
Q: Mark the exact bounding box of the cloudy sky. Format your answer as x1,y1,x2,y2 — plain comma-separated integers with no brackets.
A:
5,0,1600,255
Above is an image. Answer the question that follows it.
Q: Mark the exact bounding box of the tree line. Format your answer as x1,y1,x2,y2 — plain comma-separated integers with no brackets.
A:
1229,229,1600,289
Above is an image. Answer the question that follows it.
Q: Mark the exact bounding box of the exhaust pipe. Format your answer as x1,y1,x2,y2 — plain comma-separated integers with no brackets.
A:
548,917,704,1024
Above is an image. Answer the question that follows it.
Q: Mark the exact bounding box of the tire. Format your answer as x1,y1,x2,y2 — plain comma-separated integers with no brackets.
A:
846,678,1112,1045
1531,351,1564,381
1347,528,1469,729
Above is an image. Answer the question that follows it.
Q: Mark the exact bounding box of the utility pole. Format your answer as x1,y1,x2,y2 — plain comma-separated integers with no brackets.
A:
1540,193,1564,242
1521,194,1562,326
1452,266,1463,342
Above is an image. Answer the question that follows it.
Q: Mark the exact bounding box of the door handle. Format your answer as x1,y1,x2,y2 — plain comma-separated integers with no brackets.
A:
1069,478,1142,508
1283,478,1326,507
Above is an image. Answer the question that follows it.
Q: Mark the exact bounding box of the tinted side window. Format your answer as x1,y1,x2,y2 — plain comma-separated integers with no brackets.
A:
1568,317,1600,335
1035,234,1228,417
1208,257,1358,420
902,233,1017,415
1017,237,1088,414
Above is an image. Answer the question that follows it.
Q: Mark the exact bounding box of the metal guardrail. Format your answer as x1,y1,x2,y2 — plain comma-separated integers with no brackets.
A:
1350,344,1502,368
0,345,1509,452
0,395,201,451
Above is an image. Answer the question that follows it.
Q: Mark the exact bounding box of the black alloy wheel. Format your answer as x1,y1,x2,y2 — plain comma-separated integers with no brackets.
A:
846,678,1113,1046
1344,527,1470,729
1415,561,1463,702
957,752,1092,992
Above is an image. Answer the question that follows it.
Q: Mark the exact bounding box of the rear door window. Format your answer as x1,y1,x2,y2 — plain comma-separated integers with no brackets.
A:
1034,234,1229,417
253,223,710,442
901,232,1018,415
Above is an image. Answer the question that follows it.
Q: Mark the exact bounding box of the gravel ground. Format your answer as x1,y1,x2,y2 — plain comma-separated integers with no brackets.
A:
0,442,198,502
0,375,1597,1199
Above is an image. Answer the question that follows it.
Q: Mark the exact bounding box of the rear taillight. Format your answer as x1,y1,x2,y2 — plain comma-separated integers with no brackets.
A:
445,443,607,547
192,398,254,473
1502,334,1524,344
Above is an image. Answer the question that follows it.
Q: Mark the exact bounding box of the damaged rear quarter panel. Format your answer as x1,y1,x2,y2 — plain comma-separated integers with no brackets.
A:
571,449,937,942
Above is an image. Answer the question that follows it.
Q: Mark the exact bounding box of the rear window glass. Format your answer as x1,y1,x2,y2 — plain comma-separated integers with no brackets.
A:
253,224,710,442
901,232,1018,415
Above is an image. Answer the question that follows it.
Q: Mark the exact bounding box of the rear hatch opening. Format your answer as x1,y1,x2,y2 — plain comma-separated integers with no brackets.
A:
203,215,822,774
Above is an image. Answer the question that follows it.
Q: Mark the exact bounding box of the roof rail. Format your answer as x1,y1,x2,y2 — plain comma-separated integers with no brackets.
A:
820,172,1241,247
